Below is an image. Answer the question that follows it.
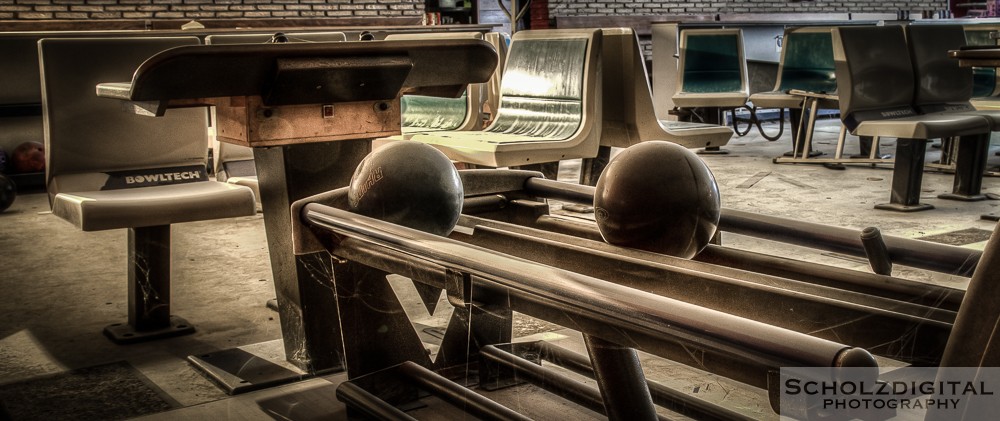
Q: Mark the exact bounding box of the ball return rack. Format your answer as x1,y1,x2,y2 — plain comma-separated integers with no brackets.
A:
98,38,1000,419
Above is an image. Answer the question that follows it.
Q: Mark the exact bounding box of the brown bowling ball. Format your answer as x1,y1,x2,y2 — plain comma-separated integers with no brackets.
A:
594,141,721,259
348,141,463,236
11,141,45,173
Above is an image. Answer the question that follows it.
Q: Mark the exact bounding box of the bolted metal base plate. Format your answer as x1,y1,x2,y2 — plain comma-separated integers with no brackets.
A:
188,339,319,395
103,315,195,344
938,192,988,202
874,202,935,213
697,147,730,155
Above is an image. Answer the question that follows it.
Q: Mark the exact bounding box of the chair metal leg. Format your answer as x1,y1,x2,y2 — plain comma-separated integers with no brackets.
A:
104,224,195,343
939,133,990,201
875,138,934,212
833,125,847,160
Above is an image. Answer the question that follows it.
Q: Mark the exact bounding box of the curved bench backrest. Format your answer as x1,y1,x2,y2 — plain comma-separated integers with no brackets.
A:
833,26,918,130
677,28,747,95
40,37,207,202
486,29,599,140
906,24,974,109
774,27,838,94
384,31,486,133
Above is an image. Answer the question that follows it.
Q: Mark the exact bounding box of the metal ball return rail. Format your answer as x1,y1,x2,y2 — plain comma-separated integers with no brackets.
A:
96,37,998,419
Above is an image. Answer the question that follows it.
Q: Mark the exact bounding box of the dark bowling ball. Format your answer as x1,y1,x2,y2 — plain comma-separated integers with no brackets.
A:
348,141,463,236
593,141,720,259
0,174,16,212
11,141,44,173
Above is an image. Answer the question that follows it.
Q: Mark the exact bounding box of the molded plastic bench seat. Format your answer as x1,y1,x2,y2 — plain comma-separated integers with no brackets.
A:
904,24,1000,201
40,36,257,343
401,92,474,132
749,28,839,110
383,32,492,134
394,29,602,168
833,25,991,212
52,182,255,232
671,28,749,109
600,28,733,150
908,24,1000,130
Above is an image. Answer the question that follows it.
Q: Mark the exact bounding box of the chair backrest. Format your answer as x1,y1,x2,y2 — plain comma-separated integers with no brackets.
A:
832,26,918,131
964,25,1000,98
204,32,347,180
0,35,44,106
906,24,974,110
676,28,748,95
482,32,510,122
601,27,675,148
773,27,838,94
383,31,487,132
485,28,601,140
40,37,208,202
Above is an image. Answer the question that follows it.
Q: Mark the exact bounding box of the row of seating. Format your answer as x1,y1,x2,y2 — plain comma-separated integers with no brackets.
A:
833,24,997,211
377,28,734,185
29,22,998,345
676,23,1000,171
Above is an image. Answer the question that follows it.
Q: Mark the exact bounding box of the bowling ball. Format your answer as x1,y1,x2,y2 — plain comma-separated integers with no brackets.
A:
0,174,15,212
593,141,720,259
348,141,463,236
11,141,44,173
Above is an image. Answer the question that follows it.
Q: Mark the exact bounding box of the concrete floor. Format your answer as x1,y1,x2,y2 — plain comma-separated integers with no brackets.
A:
0,117,997,419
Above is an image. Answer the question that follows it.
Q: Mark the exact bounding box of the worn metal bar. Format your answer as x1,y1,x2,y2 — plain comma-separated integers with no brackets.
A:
536,341,756,421
304,203,875,373
523,177,595,204
583,334,658,421
718,208,978,276
336,381,419,421
695,245,962,311
397,361,530,421
456,220,953,364
486,211,964,310
479,344,614,417
330,237,830,389
520,177,980,276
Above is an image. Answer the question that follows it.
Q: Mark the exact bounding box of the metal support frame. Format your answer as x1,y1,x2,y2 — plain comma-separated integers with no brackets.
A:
303,201,879,417
583,334,657,420
255,140,370,372
772,93,890,167
876,138,934,212
104,225,195,344
939,133,991,201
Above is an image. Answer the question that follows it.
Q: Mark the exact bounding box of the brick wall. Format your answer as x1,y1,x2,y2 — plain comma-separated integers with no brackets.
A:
0,0,424,21
549,0,949,17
